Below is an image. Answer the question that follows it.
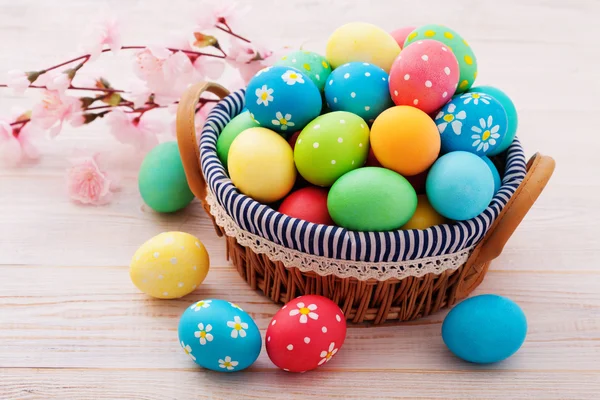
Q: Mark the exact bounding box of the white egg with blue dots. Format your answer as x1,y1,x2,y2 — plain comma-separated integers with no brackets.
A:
245,66,322,134
324,62,394,122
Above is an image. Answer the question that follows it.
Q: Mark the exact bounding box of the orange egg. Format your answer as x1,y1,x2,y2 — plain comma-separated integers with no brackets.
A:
401,194,448,230
370,106,440,176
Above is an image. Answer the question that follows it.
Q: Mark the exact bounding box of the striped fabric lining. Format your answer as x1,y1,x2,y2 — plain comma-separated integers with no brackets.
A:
200,89,527,263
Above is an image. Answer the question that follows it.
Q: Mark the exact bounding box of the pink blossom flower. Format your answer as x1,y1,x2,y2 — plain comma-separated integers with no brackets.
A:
105,109,164,152
0,111,41,167
6,70,31,94
81,16,122,61
36,70,72,94
194,57,226,80
31,90,82,137
228,40,258,64
195,1,249,31
133,46,195,104
165,30,225,81
66,154,115,205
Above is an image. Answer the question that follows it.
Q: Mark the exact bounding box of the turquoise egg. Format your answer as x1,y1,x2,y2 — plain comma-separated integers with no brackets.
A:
469,86,518,156
426,151,494,221
324,62,393,122
245,66,322,133
482,156,501,195
442,294,527,364
434,92,508,156
178,299,261,372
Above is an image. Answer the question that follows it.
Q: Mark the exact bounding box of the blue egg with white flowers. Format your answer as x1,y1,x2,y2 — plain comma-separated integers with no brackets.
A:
325,62,393,122
442,294,527,364
245,66,321,133
178,299,261,372
435,92,508,156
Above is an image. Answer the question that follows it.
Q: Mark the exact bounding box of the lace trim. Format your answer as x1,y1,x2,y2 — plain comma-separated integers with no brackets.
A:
206,190,475,281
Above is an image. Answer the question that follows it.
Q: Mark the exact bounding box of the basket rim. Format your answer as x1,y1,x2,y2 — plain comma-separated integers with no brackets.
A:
199,89,528,270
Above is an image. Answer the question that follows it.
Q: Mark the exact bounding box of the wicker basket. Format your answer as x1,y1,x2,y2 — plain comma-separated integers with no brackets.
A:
176,82,555,325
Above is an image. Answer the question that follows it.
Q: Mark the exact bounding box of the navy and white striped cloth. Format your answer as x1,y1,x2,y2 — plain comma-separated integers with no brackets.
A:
200,89,527,263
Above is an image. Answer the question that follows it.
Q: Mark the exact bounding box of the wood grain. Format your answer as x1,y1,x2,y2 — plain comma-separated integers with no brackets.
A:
1,0,599,398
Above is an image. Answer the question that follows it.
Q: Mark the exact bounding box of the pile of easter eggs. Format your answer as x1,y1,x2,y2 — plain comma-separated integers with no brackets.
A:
219,22,519,231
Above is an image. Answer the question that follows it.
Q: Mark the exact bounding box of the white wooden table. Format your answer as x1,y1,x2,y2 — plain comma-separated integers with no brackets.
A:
1,0,599,398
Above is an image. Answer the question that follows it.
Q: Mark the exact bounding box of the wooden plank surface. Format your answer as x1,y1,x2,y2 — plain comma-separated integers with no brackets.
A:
1,0,599,398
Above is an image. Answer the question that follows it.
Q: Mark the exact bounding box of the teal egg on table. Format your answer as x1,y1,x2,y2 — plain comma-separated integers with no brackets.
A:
327,167,417,231
482,156,501,195
178,299,262,372
324,62,393,122
245,66,322,133
434,92,508,156
426,151,494,221
442,294,527,364
469,86,518,156
216,111,260,167
275,50,332,91
138,141,194,213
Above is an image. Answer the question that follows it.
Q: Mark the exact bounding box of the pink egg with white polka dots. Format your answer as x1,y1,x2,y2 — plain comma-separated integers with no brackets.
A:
265,295,347,373
389,39,460,114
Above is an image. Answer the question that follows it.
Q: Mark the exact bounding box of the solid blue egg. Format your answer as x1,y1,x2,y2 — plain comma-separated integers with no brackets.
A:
245,66,322,133
469,86,518,156
442,294,528,364
178,299,262,372
434,92,508,156
324,62,393,122
426,151,494,221
482,156,501,195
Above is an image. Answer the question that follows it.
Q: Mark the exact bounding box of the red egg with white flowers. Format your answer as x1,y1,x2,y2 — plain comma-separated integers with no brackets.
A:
389,39,460,114
266,295,347,372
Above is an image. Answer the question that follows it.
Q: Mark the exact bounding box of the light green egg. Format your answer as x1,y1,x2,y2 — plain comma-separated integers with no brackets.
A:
217,111,259,167
404,24,478,93
294,111,369,187
275,50,332,91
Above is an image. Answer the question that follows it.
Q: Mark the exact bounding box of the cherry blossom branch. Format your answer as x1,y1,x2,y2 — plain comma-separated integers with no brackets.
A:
216,24,251,43
0,83,123,93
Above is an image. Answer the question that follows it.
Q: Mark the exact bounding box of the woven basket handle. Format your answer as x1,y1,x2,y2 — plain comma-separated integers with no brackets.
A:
176,81,230,234
454,152,556,300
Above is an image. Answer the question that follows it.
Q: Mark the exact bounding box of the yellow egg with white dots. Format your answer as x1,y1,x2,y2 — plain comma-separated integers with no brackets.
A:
129,232,210,299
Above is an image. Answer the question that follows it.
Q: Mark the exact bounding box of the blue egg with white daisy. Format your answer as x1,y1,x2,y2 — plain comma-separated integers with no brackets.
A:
178,299,262,372
324,62,393,122
245,66,322,134
434,92,508,156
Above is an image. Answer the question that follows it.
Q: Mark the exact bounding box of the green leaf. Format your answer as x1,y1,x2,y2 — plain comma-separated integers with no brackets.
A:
102,92,122,106
193,32,219,48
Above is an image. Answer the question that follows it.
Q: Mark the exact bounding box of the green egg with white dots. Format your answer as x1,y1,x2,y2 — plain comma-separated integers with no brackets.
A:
276,50,332,91
404,24,477,93
294,111,369,187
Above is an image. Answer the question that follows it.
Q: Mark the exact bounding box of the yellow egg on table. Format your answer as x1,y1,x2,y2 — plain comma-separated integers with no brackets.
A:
130,232,210,299
228,127,296,203
326,22,401,72
401,195,449,230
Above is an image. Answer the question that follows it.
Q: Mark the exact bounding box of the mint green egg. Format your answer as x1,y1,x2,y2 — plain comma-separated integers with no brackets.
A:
138,142,194,213
294,111,369,187
275,50,332,91
327,167,418,231
217,111,259,167
404,24,477,93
